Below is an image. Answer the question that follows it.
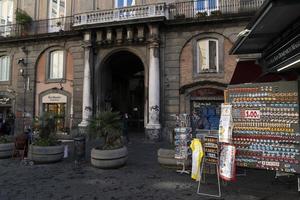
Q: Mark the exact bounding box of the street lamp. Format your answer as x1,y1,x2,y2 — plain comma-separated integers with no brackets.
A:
18,48,29,133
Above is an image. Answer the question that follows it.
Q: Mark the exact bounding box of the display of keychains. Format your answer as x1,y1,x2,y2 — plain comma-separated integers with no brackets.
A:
227,81,300,173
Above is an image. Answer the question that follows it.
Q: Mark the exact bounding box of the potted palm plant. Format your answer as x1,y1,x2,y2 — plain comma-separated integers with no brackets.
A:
89,111,128,169
15,9,32,36
0,135,14,158
28,113,64,163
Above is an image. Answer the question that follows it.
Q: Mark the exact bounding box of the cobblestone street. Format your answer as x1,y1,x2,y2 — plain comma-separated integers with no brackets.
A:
0,134,299,200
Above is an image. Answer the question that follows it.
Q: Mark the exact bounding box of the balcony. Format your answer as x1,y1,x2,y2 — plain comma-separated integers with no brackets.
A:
0,0,265,41
73,3,167,27
168,0,265,20
0,16,74,41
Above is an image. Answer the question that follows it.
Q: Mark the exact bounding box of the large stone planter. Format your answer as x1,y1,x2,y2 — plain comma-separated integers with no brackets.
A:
0,143,14,158
91,146,128,169
28,145,64,163
157,148,191,167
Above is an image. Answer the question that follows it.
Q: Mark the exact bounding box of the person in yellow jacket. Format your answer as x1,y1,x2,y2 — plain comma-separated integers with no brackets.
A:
190,138,204,181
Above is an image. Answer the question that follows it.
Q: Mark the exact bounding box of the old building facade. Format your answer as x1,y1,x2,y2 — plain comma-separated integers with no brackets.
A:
0,0,264,140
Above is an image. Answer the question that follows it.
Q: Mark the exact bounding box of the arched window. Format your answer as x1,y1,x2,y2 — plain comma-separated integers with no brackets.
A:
49,50,64,80
0,56,10,82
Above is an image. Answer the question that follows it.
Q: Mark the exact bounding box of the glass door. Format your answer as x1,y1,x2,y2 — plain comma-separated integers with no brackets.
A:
43,103,66,132
48,0,66,32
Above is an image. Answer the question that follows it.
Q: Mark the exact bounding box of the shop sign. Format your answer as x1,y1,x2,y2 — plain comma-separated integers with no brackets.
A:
42,93,67,103
190,88,223,98
265,35,300,69
219,104,233,143
219,144,236,181
0,97,11,105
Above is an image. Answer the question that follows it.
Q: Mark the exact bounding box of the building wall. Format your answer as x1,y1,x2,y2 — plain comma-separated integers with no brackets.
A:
161,21,246,139
35,49,74,116
0,36,84,133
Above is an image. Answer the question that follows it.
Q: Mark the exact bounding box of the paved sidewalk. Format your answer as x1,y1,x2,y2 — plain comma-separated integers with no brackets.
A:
0,133,299,200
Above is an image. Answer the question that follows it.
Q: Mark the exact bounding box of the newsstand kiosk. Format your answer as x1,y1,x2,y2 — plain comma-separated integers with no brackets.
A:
225,81,300,191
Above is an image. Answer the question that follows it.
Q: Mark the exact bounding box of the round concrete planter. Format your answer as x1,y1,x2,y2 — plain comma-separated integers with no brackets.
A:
91,146,128,169
28,145,64,163
157,148,191,167
0,143,14,158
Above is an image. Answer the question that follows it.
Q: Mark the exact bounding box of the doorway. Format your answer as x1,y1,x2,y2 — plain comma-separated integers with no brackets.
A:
43,103,66,132
101,51,145,131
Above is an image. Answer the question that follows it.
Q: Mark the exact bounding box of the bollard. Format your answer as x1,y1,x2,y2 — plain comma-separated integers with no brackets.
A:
74,136,86,162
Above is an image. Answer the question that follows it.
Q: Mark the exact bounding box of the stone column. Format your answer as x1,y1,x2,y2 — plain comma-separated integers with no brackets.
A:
79,32,93,127
146,40,161,141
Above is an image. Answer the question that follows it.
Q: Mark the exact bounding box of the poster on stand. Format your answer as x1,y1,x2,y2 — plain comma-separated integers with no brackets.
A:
219,104,233,143
219,144,236,181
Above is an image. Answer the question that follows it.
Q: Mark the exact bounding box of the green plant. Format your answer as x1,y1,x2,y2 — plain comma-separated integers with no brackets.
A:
196,11,208,18
210,10,222,17
32,113,60,146
89,111,123,150
0,135,12,144
15,9,32,25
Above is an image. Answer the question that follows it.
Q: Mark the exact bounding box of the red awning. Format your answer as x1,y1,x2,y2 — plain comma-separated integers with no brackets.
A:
230,61,262,85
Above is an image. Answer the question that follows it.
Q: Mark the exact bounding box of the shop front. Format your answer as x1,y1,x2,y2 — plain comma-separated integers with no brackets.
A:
39,91,70,134
189,88,223,131
0,92,15,135
229,0,300,192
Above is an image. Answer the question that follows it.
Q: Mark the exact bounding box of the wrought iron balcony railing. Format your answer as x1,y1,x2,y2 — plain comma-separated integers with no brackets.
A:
168,0,265,20
0,0,265,40
0,16,74,39
73,3,167,26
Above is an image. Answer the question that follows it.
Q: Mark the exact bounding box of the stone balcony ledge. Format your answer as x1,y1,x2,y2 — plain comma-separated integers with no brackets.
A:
73,3,168,27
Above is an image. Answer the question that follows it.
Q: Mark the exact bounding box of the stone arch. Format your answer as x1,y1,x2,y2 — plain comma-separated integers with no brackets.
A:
97,47,148,73
95,48,147,130
34,45,74,130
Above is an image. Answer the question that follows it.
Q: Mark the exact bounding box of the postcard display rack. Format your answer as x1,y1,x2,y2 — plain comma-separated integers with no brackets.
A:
174,127,192,174
226,81,300,191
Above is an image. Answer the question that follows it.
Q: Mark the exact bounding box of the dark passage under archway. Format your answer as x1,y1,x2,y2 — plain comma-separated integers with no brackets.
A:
102,51,144,131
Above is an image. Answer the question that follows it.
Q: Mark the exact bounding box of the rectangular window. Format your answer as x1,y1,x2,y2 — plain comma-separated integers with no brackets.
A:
115,0,135,8
197,39,218,73
0,56,10,81
48,0,66,32
49,50,64,79
196,0,218,14
0,0,13,36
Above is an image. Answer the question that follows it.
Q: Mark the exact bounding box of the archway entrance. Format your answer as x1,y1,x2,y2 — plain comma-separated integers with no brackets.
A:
100,51,145,132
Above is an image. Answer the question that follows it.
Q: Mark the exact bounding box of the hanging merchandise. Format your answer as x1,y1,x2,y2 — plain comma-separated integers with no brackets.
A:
190,138,204,181
219,104,233,143
219,144,236,181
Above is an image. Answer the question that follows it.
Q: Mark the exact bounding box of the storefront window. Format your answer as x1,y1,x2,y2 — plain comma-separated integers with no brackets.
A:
197,39,218,73
43,103,66,132
49,50,64,80
0,56,10,82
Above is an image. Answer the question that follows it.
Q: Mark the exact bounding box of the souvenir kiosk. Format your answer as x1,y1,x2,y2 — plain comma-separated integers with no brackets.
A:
229,0,300,192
